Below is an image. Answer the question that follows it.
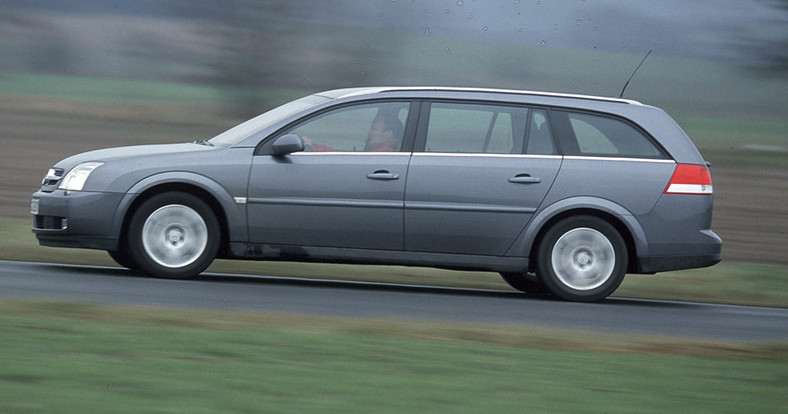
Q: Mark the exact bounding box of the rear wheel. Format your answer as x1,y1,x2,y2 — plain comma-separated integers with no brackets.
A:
127,192,219,279
536,215,627,302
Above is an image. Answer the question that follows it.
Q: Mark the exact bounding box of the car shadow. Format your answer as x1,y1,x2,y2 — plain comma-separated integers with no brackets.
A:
199,273,704,309
196,272,540,300
39,262,702,309
37,262,136,277
195,272,700,309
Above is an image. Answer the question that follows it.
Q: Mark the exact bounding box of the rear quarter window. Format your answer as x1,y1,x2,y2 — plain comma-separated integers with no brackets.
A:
552,110,666,158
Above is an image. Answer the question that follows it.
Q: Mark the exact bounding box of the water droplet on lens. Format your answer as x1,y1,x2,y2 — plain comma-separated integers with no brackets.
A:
483,26,488,31
576,19,583,25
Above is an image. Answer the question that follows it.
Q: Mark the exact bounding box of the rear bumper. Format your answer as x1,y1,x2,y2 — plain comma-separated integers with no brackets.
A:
633,190,722,274
635,226,722,273
636,253,721,274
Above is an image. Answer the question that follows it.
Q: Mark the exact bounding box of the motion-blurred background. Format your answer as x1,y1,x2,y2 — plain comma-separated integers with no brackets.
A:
1,0,786,267
3,5,786,411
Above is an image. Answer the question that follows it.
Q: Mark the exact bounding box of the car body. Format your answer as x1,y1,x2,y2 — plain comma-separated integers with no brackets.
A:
31,87,721,301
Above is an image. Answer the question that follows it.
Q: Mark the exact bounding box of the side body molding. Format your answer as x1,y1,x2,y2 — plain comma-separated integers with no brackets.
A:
112,171,248,244
505,196,650,259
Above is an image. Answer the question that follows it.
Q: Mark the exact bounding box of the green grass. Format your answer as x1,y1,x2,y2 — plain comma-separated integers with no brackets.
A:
674,114,788,167
617,263,788,307
0,72,309,110
3,216,786,308
0,301,785,414
0,72,219,105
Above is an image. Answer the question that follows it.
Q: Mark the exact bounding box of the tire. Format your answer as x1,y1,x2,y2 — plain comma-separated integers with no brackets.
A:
536,215,627,302
107,248,138,270
127,192,220,279
499,272,550,295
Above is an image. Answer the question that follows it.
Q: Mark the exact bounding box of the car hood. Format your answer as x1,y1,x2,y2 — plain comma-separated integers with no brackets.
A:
55,143,213,171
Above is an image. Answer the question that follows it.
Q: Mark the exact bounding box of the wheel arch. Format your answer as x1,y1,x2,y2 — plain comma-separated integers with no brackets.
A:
113,173,245,258
508,197,648,274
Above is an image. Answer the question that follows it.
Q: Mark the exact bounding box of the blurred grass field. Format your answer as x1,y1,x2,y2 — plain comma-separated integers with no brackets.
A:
1,300,786,414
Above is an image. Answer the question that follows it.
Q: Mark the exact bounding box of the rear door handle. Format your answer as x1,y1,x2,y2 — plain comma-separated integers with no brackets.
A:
367,170,400,181
508,174,541,184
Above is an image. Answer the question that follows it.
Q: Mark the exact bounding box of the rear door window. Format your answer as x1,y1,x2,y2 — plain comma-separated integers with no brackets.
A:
553,110,665,158
422,102,527,154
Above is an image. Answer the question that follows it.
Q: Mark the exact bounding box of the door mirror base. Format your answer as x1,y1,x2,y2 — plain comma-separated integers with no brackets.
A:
271,134,305,155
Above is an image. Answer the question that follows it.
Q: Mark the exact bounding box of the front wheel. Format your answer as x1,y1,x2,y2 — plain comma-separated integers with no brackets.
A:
127,192,220,279
536,216,627,302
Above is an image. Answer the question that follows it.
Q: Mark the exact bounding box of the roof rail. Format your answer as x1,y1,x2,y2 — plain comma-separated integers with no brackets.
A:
338,86,643,105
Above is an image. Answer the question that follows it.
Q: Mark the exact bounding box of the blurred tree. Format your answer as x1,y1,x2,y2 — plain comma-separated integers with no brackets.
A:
746,0,788,75
211,0,289,117
206,0,401,115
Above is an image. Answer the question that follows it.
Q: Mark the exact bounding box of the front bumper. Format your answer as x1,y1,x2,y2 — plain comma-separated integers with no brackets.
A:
31,189,124,251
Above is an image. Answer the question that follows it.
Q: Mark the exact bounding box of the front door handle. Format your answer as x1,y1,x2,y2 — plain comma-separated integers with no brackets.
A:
508,174,541,184
367,171,400,181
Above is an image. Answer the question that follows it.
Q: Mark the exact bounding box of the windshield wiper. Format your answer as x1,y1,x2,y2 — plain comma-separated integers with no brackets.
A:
193,139,214,147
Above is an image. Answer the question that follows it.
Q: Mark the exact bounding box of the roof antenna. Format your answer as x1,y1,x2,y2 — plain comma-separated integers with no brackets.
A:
619,49,652,98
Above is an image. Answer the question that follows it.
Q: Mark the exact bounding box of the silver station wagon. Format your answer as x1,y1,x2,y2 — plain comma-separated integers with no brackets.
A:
31,87,722,302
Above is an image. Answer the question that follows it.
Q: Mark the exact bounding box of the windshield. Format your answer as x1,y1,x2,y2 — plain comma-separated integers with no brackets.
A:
209,94,328,146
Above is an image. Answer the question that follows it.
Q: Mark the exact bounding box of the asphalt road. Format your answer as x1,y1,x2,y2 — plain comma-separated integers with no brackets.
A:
1,260,786,342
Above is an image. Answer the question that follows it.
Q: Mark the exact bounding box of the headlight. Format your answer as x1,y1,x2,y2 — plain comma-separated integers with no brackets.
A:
58,162,104,191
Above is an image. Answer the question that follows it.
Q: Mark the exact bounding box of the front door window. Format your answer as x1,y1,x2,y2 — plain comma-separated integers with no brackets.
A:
286,102,410,152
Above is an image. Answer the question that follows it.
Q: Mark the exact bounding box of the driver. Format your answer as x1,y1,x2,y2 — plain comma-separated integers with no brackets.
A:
304,115,403,152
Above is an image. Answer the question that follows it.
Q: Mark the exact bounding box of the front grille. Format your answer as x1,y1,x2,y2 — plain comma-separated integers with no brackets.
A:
34,215,67,230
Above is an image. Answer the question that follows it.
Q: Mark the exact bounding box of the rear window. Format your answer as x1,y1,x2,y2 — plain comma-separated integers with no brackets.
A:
552,110,665,158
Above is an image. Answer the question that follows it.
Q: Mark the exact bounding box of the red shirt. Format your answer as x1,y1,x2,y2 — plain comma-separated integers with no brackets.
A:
309,138,400,152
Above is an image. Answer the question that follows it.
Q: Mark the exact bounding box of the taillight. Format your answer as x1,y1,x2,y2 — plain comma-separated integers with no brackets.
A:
664,163,713,195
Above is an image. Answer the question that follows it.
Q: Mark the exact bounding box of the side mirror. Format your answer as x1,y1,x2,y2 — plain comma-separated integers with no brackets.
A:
271,134,304,155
